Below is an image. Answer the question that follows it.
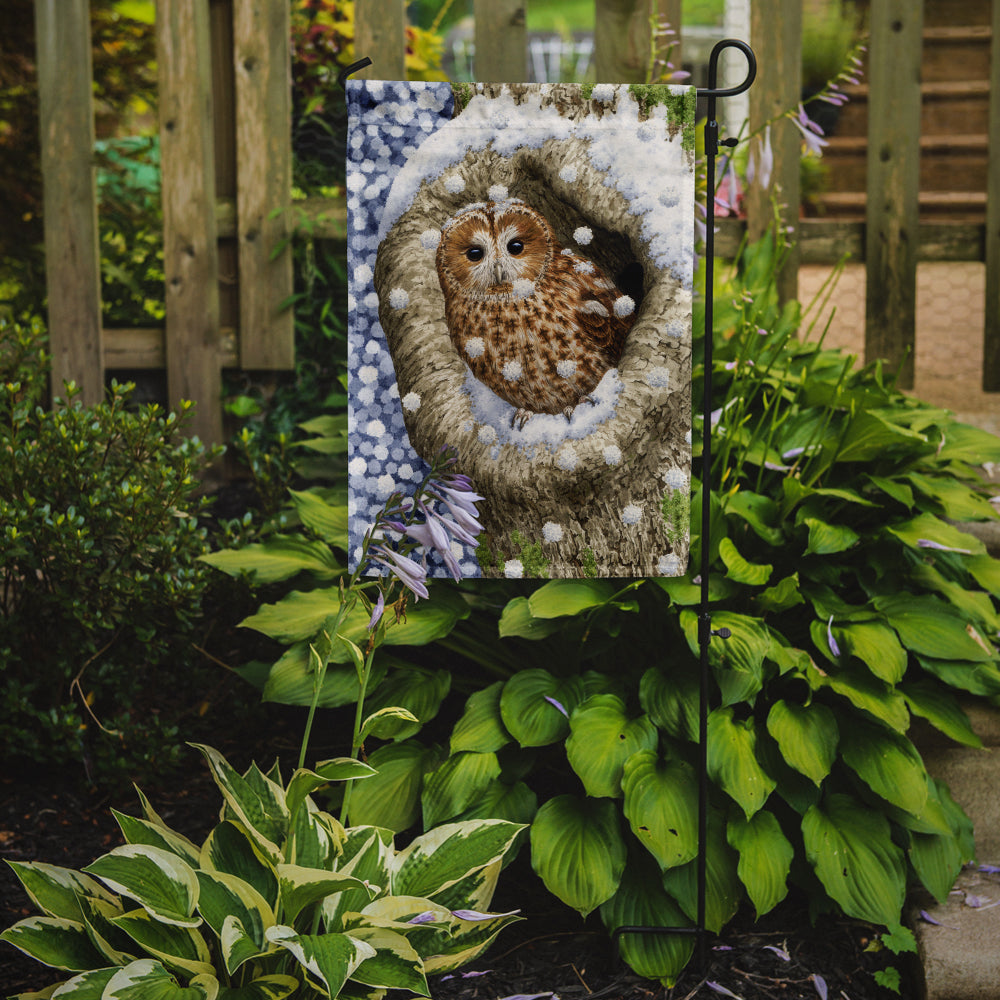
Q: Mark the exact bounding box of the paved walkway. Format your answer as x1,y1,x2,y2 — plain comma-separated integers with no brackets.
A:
798,262,1000,435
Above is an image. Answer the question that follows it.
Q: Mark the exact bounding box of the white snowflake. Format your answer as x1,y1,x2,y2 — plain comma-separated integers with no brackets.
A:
658,553,682,575
357,386,375,407
488,183,509,202
366,419,386,437
465,337,485,359
542,522,564,543
444,173,465,193
354,263,373,284
512,278,535,300
358,365,379,385
613,295,635,317
664,467,688,491
364,339,381,356
573,260,595,275
603,444,622,466
621,503,643,525
573,226,593,245
591,83,616,102
556,445,579,471
556,359,577,379
376,475,396,497
478,424,497,445
646,367,670,388
402,391,421,412
502,360,522,382
373,444,389,461
348,457,367,476
559,165,578,183
388,287,409,309
363,291,379,310
420,229,440,249
504,559,524,579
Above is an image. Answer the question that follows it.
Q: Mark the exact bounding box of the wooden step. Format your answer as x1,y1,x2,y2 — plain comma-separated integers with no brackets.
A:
833,80,991,138
921,0,992,28
813,190,987,222
922,25,993,83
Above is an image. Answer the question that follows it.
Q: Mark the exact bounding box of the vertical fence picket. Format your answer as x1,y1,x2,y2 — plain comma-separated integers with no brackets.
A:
594,0,652,83
34,0,103,405
233,0,294,369
864,0,923,389
474,0,527,81
157,0,223,445
983,0,1000,390
354,0,406,79
747,0,801,304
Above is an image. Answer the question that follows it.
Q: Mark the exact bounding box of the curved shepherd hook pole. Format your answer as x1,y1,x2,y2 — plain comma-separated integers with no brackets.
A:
612,38,756,974
337,57,373,91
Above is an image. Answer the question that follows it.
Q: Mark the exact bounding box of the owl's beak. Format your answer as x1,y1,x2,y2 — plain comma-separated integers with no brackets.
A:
493,261,503,283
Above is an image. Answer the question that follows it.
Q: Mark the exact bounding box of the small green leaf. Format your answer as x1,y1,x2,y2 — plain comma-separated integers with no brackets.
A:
347,740,441,832
360,706,421,742
718,537,772,585
803,517,859,555
755,573,804,614
498,597,564,639
707,708,776,818
499,670,584,747
200,536,341,584
839,718,929,817
288,488,348,545
727,811,793,917
527,579,616,618
639,664,699,742
421,752,502,829
886,512,985,557
765,700,838,786
450,682,511,754
621,751,698,870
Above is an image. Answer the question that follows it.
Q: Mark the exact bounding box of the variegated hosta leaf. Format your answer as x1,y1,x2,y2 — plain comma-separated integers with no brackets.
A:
214,974,299,1000
200,822,278,910
425,859,501,915
190,745,287,863
102,958,218,999
288,802,345,870
726,810,793,918
265,926,375,998
391,820,524,901
323,829,392,931
83,845,200,928
566,695,658,799
195,870,274,974
621,751,699,871
110,908,214,979
599,853,694,987
285,761,376,823
529,796,626,917
77,894,136,966
0,916,107,971
46,966,118,997
276,864,375,925
112,810,201,868
345,926,429,995
220,915,270,979
4,862,118,922
420,907,522,975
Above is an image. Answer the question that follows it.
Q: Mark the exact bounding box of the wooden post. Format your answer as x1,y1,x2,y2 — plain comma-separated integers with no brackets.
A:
354,0,406,80
157,0,223,444
658,0,682,78
747,0,801,304
473,0,526,81
983,0,1000,390
233,0,294,369
594,0,652,83
864,0,923,389
34,0,104,405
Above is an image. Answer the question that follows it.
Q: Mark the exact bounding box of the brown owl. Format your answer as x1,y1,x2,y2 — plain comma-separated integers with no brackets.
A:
435,199,636,428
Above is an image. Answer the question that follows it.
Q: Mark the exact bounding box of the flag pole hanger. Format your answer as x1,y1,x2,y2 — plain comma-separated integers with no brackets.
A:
613,37,756,974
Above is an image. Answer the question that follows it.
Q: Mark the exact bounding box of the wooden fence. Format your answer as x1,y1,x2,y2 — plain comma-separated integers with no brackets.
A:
33,0,1000,445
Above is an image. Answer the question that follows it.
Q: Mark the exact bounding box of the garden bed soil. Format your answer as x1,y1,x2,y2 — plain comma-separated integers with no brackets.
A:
1,740,912,1000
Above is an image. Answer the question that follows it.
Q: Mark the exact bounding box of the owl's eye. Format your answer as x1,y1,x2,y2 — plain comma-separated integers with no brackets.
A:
507,239,524,256
465,247,485,262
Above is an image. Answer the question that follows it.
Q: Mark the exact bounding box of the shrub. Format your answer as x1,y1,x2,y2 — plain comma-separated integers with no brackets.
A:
1,743,524,998
0,317,219,783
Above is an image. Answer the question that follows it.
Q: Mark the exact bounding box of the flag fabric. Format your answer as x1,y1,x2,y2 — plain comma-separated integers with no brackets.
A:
347,81,695,579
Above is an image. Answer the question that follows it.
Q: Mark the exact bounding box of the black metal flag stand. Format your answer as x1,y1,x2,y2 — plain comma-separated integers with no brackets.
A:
340,40,758,976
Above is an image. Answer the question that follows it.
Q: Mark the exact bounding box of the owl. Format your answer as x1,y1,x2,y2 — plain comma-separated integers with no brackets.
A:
435,199,636,428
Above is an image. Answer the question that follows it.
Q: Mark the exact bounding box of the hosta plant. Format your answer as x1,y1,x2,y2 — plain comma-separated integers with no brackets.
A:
1,744,523,999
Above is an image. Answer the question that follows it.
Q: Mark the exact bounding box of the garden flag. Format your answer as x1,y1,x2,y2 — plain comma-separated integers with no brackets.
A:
346,81,696,579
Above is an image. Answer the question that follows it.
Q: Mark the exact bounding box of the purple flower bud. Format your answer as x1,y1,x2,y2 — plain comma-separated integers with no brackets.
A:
544,695,569,717
812,974,828,1000
407,911,437,925
370,544,429,600
827,615,841,658
367,591,385,631
917,539,972,554
451,908,520,921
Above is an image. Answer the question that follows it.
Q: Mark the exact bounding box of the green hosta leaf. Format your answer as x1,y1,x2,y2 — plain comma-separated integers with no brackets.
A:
802,794,906,926
195,871,273,974
886,512,985,557
393,820,524,901
453,779,538,827
200,822,278,910
680,610,770,706
835,621,907,684
346,926,428,994
755,573,804,614
909,826,965,905
103,959,218,1000
727,811,793,917
530,795,626,917
901,680,982,748
111,909,214,978
421,751,502,828
935,421,1000,464
621,751,698,870
661,811,741,933
599,853,694,987
808,661,910,732
190,746,287,862
875,594,995,662
803,517,859,556
265,926,375,998
362,667,451,740
907,473,999,521
707,708,776,818
565,695,658,798
639,664,699,742
527,579,616,618
260,643,387,709
112,812,201,868
765,701,838,786
0,916,107,971
200,536,341,584
653,573,737,606
866,474,914,509
835,410,927,463
718,537,772,586
839,718,929,816
967,553,1000,597
450,682,511,754
497,597,565,640
347,740,442,832
216,976,299,1000
499,670,584,747
83,846,200,928
285,759,376,822
5,862,118,923
724,490,784,545
288,488,349,545
916,655,1000,697
277,865,374,925
360,706,421,742
910,562,1000,633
